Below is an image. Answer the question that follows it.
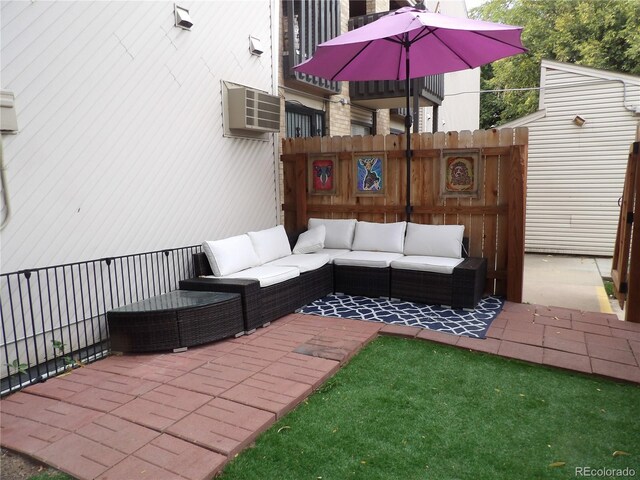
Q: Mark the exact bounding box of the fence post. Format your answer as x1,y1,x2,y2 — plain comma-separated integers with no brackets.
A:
506,144,526,303
626,142,640,322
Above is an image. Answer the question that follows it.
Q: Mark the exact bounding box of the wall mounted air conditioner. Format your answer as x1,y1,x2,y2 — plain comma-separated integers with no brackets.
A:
227,86,280,133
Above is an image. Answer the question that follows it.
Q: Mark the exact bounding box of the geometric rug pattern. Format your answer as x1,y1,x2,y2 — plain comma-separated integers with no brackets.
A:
299,294,505,339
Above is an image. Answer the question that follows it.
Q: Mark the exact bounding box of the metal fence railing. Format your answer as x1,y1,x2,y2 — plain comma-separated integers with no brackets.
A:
0,244,201,396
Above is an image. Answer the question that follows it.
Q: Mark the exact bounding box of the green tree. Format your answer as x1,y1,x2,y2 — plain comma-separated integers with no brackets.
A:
471,0,640,128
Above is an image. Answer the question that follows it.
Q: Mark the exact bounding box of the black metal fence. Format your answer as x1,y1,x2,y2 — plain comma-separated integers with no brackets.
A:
0,245,201,396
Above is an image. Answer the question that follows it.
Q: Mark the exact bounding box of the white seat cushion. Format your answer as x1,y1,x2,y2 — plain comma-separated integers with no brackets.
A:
217,265,299,287
247,225,292,264
351,221,407,253
316,248,351,264
292,225,325,254
203,235,260,276
308,218,356,249
391,256,464,275
333,251,403,268
403,223,465,258
267,253,330,273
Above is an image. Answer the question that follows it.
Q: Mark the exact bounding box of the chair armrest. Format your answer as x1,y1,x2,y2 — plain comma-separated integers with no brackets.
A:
454,257,486,273
452,257,487,309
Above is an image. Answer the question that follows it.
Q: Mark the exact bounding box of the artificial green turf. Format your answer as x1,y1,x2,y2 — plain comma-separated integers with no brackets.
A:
219,336,639,480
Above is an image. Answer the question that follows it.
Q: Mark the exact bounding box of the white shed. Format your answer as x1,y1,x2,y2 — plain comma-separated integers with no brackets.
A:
502,60,640,256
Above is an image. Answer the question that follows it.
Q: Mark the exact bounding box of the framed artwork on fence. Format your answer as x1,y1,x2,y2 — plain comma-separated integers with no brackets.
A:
440,149,482,199
308,154,338,195
353,152,386,196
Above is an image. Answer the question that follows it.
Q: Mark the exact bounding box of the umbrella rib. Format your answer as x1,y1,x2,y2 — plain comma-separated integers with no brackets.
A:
471,30,528,52
430,30,475,69
383,36,406,81
429,29,527,69
331,40,375,80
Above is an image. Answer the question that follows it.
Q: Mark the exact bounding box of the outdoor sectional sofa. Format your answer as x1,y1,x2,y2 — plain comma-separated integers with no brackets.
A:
180,225,333,333
180,220,487,333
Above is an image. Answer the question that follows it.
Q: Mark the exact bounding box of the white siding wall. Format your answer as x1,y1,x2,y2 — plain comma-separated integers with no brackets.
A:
505,62,640,256
1,0,280,272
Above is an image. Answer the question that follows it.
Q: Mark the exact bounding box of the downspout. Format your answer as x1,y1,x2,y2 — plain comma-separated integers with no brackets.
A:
0,139,10,231
615,78,640,114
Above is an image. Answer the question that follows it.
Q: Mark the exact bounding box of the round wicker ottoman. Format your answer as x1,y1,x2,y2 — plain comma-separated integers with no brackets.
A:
107,290,243,353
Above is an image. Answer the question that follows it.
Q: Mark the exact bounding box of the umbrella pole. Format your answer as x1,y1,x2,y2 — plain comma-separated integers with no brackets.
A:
404,40,412,223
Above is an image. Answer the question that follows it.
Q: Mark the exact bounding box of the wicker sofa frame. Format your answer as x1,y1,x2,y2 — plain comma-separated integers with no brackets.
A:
180,232,487,334
179,252,333,332
390,257,487,309
333,237,486,308
334,265,390,298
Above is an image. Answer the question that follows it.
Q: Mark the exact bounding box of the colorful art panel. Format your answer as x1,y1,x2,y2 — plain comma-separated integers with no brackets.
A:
354,152,386,196
440,149,482,198
308,155,337,195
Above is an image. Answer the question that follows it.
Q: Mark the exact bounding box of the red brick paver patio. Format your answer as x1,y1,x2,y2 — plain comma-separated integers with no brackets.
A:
1,302,639,479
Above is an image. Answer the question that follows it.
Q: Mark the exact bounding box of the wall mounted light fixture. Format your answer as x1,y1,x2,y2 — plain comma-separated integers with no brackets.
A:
175,4,193,30
573,115,586,127
249,36,264,56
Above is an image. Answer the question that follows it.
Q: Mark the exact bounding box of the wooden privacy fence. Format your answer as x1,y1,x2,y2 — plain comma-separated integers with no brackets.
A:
612,141,639,322
281,128,528,302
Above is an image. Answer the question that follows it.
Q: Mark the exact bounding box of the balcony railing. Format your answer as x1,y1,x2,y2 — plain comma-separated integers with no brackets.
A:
283,0,341,94
0,245,201,396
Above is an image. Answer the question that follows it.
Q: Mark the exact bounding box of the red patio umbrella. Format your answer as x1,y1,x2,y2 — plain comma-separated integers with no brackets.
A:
294,5,526,221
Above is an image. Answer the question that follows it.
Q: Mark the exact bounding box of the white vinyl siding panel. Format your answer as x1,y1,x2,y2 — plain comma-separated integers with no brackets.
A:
504,62,640,256
1,1,280,272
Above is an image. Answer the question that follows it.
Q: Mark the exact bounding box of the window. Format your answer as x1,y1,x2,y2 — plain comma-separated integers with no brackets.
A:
285,102,325,138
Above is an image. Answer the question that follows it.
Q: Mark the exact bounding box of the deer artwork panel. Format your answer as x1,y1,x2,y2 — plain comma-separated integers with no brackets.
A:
354,152,386,196
308,154,338,195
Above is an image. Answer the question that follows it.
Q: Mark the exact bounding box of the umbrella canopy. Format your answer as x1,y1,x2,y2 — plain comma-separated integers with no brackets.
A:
294,6,526,81
294,6,526,221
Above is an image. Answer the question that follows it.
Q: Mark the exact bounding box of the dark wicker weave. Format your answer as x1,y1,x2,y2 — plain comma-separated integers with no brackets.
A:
177,295,244,347
181,253,332,331
107,290,243,352
451,257,487,308
334,265,391,298
299,264,333,306
179,276,263,332
390,257,487,309
108,309,180,353
256,276,302,326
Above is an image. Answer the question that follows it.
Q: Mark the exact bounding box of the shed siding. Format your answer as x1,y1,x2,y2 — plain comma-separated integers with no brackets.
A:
508,63,640,256
1,1,280,272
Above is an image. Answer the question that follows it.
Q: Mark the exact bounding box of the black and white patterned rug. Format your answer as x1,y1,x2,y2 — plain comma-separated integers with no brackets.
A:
298,294,504,339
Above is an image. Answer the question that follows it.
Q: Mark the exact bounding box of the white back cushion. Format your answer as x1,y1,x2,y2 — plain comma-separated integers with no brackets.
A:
293,225,325,254
203,234,260,276
308,218,357,249
403,223,465,258
247,225,292,264
351,221,407,253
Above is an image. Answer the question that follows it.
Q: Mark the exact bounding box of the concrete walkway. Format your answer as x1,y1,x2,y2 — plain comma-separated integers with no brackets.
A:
523,254,625,319
1,306,639,480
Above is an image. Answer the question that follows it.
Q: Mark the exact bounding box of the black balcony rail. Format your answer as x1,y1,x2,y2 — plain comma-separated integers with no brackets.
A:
0,245,201,396
348,12,444,107
282,0,341,94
